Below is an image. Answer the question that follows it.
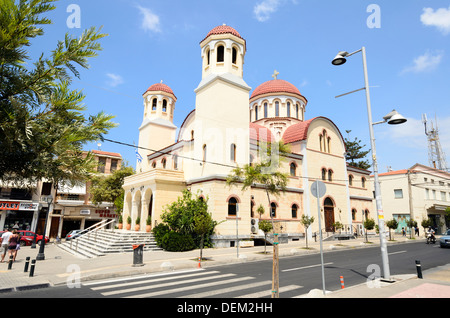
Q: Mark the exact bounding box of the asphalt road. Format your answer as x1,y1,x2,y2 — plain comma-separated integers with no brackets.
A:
5,241,448,298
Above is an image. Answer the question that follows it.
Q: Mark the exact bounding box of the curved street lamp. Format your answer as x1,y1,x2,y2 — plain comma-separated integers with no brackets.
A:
332,46,407,281
36,195,52,261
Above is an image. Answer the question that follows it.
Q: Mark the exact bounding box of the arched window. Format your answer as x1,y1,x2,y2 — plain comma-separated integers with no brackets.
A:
327,137,331,154
162,100,167,112
202,144,207,162
255,105,258,120
291,204,298,218
264,103,268,118
270,202,277,218
217,45,224,62
206,49,210,65
361,177,366,188
230,143,236,162
275,101,279,117
349,175,353,186
290,162,297,176
328,169,333,182
352,209,357,221
191,130,194,140
152,161,156,168
152,98,157,111
173,154,178,170
228,197,238,216
319,135,323,152
232,47,237,64
161,158,166,169
287,102,291,117
296,104,299,119
322,168,327,181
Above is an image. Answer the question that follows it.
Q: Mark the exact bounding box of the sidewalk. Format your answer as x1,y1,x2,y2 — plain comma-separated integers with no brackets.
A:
1,234,449,298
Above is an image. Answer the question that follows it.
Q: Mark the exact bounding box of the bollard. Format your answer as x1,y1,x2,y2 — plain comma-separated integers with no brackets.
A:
29,259,36,277
7,255,13,270
415,260,423,279
198,257,201,269
340,276,345,289
24,257,30,272
132,244,144,267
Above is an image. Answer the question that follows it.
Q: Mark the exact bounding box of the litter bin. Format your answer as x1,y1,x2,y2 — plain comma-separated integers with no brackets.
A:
132,244,145,267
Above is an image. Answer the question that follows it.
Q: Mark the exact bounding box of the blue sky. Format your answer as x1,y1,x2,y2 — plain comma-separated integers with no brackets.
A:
31,0,450,173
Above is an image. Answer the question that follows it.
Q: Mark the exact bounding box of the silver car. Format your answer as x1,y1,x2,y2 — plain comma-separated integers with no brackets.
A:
439,229,450,248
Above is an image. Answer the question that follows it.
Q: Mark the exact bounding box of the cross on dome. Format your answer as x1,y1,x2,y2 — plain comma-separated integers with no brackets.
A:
272,70,279,80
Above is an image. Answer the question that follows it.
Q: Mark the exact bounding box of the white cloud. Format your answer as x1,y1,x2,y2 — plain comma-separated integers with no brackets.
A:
254,0,282,22
421,6,450,35
400,50,443,74
106,73,124,87
137,5,161,33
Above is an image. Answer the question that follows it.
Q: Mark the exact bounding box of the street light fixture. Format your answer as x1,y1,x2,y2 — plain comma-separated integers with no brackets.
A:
36,195,52,261
332,46,407,281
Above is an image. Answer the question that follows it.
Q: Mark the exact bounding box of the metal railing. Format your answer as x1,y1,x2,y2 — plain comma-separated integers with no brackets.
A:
69,219,116,251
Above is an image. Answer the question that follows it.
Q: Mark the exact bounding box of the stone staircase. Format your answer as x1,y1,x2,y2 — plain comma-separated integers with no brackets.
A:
57,229,161,259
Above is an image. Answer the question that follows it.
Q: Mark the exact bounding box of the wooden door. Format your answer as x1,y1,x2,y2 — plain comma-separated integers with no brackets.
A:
324,207,335,232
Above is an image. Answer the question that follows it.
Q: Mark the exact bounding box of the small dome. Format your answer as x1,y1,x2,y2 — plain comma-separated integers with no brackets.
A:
250,122,274,143
250,79,304,100
144,83,176,99
201,24,244,43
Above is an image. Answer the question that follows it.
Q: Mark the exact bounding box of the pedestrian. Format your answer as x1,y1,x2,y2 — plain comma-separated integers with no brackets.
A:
8,229,20,262
402,227,406,236
415,226,419,236
1,229,12,263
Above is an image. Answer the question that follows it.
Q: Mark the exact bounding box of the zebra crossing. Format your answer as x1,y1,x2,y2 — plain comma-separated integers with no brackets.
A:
82,269,304,298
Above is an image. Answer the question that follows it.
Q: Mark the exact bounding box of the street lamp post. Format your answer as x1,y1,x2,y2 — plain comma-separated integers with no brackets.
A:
332,47,407,281
36,195,52,261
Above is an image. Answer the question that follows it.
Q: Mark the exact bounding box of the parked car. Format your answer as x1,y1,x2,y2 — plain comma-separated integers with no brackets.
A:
439,229,450,248
0,230,49,246
65,229,83,241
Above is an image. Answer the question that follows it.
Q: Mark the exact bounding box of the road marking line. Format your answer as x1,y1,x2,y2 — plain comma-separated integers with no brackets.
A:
123,276,255,298
388,250,406,255
102,273,236,296
282,262,333,272
83,270,212,290
183,280,272,298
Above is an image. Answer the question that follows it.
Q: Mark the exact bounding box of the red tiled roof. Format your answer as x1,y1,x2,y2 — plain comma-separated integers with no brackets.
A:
282,118,315,144
250,79,304,100
378,169,409,177
249,122,274,143
91,150,121,158
201,24,244,43
144,83,176,99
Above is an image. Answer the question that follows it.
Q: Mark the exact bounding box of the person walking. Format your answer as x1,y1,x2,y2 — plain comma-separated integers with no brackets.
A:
8,230,20,262
1,229,12,263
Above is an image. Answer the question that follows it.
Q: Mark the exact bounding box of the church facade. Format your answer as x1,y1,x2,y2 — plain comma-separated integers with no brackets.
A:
122,25,374,247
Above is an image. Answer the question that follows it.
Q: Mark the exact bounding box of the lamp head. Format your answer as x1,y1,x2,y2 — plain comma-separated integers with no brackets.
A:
332,51,349,66
383,110,407,125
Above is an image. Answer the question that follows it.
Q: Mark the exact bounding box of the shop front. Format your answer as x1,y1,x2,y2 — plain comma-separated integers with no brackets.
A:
0,201,40,231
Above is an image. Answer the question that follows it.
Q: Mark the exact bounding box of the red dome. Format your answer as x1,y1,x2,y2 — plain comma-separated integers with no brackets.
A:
144,83,176,99
282,118,315,144
201,24,244,43
250,79,303,100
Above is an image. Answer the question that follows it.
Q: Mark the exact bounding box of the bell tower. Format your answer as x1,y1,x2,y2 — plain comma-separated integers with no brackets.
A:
193,24,251,176
137,82,177,172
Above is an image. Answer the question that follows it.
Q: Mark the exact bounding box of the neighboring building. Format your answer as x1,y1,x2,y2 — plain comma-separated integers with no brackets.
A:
123,24,374,247
0,181,55,235
45,150,123,239
376,163,450,235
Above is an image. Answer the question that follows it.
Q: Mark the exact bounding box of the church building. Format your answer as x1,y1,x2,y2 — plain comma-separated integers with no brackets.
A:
122,25,374,247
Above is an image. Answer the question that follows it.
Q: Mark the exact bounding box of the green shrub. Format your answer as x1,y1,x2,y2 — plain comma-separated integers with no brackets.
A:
161,231,195,252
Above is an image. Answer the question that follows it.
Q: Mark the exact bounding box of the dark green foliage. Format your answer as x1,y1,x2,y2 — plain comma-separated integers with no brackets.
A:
344,130,371,170
152,190,217,252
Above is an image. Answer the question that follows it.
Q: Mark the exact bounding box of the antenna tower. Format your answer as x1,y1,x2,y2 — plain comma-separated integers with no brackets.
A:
422,113,448,171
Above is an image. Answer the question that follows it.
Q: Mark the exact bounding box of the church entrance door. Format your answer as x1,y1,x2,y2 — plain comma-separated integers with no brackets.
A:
324,207,335,232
